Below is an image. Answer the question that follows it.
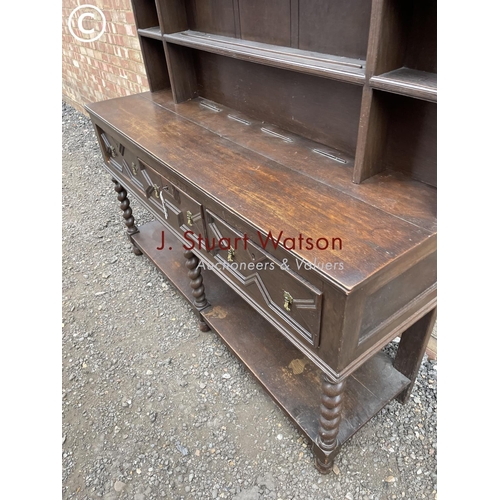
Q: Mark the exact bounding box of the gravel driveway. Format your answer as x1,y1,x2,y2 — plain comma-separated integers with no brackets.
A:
62,101,437,500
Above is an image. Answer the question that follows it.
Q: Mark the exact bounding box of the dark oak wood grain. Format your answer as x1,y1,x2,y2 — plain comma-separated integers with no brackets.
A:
137,27,162,40
88,91,436,385
130,220,411,450
157,0,188,34
164,43,198,103
184,249,211,331
369,0,436,78
89,0,437,472
315,375,346,473
86,93,433,291
185,0,236,37
403,0,437,74
112,178,142,256
354,89,436,186
394,308,437,404
163,30,366,85
370,68,437,102
130,0,160,30
239,0,290,46
138,36,170,92
143,89,436,232
353,86,388,183
366,0,406,77
131,0,436,185
354,0,438,183
298,0,371,60
290,0,299,48
193,51,363,155
383,93,437,187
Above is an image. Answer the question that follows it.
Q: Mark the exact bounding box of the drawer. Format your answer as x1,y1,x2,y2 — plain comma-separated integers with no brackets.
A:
99,128,122,167
97,127,207,242
205,210,323,347
98,128,148,194
136,158,207,241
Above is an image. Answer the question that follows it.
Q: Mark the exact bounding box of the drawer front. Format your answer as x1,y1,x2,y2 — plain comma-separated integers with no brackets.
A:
98,128,149,193
99,129,122,167
99,130,129,175
137,158,207,241
97,127,207,242
206,210,323,347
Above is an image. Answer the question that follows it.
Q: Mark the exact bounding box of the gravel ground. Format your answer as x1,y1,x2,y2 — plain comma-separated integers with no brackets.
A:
62,101,437,500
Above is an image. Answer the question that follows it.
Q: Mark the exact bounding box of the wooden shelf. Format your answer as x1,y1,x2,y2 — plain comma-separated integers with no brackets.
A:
370,68,437,102
163,30,366,85
143,89,437,233
137,26,163,41
131,220,411,448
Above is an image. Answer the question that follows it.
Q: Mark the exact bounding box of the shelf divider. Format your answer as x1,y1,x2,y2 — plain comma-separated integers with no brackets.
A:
353,87,388,184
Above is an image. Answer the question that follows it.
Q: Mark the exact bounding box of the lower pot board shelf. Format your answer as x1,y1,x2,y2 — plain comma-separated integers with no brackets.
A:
131,220,411,457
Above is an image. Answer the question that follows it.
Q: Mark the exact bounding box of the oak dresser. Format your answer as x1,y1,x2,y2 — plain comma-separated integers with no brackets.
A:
86,0,437,473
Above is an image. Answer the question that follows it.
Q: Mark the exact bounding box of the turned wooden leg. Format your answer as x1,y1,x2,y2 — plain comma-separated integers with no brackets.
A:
112,178,142,256
394,307,437,404
184,250,210,331
313,375,346,474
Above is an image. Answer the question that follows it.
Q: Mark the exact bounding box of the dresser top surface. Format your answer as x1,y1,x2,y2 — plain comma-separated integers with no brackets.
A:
86,91,436,291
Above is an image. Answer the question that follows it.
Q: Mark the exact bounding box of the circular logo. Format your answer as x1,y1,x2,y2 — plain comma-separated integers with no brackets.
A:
68,5,106,43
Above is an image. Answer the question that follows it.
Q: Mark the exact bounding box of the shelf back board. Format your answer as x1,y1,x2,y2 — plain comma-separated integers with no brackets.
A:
162,0,371,61
298,0,371,59
403,0,437,73
132,0,160,30
382,92,436,187
194,50,363,156
186,0,237,37
140,36,171,92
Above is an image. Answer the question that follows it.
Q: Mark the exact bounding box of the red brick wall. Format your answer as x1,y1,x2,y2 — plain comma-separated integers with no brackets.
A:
62,0,149,114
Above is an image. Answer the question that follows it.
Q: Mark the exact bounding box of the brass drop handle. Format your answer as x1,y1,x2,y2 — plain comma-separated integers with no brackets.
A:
186,210,194,226
227,247,235,262
284,291,293,312
131,162,137,175
153,184,160,198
